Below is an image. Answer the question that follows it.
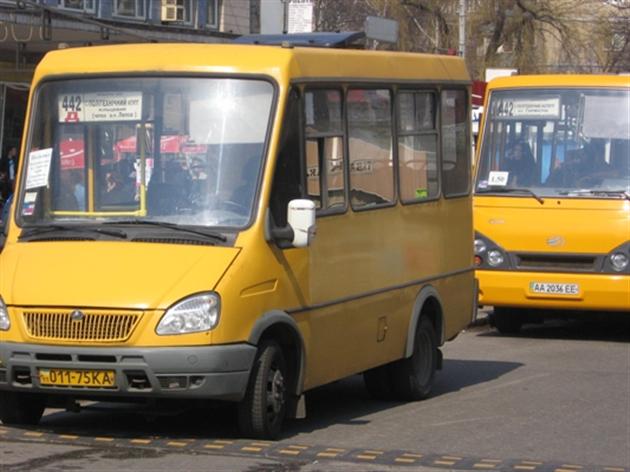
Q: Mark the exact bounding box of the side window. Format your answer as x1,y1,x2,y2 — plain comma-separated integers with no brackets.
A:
348,89,394,209
304,89,345,211
397,91,439,202
270,88,302,227
441,89,470,197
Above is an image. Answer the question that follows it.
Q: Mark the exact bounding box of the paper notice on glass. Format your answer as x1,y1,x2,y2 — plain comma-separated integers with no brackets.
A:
25,148,53,190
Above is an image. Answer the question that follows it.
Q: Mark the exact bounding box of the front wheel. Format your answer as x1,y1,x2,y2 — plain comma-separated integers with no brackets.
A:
0,391,46,425
237,340,288,439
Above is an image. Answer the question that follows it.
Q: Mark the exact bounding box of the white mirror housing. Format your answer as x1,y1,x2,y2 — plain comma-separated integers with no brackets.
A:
287,199,316,248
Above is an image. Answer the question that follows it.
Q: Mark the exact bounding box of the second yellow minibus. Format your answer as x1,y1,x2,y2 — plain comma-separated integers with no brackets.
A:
0,38,475,438
474,75,629,333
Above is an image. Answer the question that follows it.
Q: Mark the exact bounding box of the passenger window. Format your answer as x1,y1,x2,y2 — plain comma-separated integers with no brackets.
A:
304,89,345,211
348,89,394,209
398,91,438,202
441,89,470,197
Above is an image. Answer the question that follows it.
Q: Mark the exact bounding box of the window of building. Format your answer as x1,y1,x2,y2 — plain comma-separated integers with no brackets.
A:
114,0,145,18
59,0,96,12
441,89,470,197
398,91,439,202
347,88,394,209
207,0,220,28
304,89,345,212
161,0,193,24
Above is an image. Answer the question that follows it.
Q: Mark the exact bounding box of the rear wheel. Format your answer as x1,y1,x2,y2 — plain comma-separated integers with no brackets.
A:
492,307,523,334
0,391,46,425
237,340,288,439
390,317,438,401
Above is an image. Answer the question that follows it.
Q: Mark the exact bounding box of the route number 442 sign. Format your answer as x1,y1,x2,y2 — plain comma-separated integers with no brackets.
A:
58,92,142,123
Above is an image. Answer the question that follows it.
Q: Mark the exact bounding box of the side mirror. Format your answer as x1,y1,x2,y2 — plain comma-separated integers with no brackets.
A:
287,199,316,248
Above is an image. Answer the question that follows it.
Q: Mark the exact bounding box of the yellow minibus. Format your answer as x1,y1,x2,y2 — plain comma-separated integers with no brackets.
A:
0,39,475,438
474,75,629,334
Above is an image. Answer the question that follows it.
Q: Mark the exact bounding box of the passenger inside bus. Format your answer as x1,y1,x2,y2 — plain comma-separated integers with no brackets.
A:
503,141,537,187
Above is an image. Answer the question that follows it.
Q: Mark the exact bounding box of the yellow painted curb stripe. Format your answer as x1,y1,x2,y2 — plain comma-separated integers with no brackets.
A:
94,437,114,442
323,448,346,452
556,468,582,472
357,455,377,460
435,460,457,465
480,459,502,463
24,431,44,437
59,435,79,440
521,461,543,465
286,445,309,450
474,464,498,468
279,449,300,455
395,458,416,463
130,439,152,445
203,444,224,450
514,466,537,470
241,447,262,452
363,450,384,455
166,441,188,447
401,453,424,459
213,440,233,445
317,452,340,458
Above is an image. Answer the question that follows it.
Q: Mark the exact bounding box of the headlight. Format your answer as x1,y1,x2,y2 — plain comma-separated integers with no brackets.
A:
487,250,505,267
156,293,220,335
610,252,629,272
474,239,487,255
0,297,9,331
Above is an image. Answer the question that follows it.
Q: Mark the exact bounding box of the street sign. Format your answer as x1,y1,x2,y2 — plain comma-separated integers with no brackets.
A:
365,16,399,44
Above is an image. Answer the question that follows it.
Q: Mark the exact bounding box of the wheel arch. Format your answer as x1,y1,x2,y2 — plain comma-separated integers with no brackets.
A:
248,310,305,397
405,285,445,358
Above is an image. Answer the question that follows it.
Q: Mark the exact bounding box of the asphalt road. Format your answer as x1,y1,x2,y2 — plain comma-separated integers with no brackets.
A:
1,316,629,472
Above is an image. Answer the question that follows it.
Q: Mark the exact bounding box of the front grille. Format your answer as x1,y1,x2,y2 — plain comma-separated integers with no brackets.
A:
23,311,141,342
515,254,597,271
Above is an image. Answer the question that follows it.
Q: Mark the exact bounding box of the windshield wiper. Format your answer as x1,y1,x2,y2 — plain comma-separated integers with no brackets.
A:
19,224,128,241
557,189,630,200
102,219,227,243
476,187,545,205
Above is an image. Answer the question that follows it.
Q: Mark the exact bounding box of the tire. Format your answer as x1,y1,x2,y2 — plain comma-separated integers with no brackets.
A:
237,340,288,439
0,391,46,425
492,307,523,334
363,365,394,400
390,317,437,401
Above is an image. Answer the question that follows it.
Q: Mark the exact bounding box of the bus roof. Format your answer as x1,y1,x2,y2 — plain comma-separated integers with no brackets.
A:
487,74,630,90
33,42,469,85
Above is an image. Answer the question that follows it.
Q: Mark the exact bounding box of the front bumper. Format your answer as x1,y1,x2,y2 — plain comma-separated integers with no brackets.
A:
0,342,257,402
477,270,630,311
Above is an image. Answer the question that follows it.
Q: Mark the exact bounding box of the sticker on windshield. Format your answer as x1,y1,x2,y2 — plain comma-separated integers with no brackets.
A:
491,97,560,119
22,192,38,216
488,171,509,186
25,148,53,190
59,92,142,123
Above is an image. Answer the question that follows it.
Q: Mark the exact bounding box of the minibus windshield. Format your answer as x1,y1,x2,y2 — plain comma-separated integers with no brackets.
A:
475,88,630,198
17,77,274,229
